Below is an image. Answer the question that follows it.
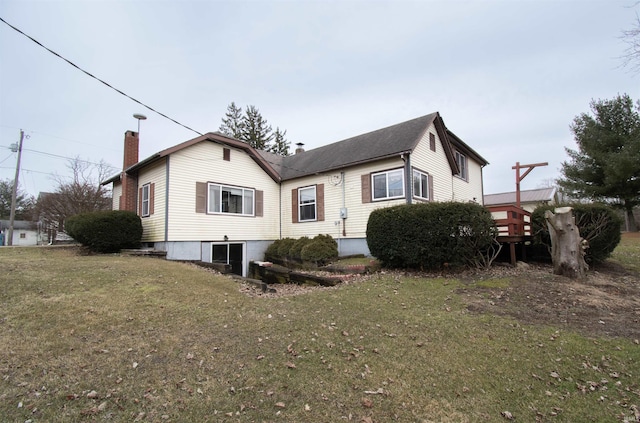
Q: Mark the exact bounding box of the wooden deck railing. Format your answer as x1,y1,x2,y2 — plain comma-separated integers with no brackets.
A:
487,205,531,239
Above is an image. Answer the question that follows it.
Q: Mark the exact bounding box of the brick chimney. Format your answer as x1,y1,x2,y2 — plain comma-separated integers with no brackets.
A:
295,142,305,154
120,131,139,212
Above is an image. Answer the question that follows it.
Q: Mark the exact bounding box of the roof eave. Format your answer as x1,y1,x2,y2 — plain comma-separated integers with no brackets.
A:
106,132,282,184
281,150,412,181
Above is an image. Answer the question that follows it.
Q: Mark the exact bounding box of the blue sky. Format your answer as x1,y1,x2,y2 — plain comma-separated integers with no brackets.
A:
0,0,638,199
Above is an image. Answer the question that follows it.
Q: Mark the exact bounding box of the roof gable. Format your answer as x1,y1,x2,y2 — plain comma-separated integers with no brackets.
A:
104,132,281,184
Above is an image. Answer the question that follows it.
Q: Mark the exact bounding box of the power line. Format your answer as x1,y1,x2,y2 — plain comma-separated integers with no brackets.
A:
0,125,121,153
1,144,118,170
0,17,308,177
0,166,55,176
23,148,119,170
0,16,203,137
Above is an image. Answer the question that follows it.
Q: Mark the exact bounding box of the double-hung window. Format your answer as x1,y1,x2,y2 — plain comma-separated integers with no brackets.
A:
141,184,150,217
298,186,316,221
208,183,254,216
372,169,404,201
455,151,468,181
413,170,429,200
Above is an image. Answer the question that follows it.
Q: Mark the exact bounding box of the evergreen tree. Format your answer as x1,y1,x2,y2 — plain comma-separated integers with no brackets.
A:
219,102,244,139
241,105,274,150
268,127,290,156
0,179,35,220
219,102,291,155
558,94,640,231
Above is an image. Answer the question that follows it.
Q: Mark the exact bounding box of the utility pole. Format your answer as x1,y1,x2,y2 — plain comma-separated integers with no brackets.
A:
7,129,25,246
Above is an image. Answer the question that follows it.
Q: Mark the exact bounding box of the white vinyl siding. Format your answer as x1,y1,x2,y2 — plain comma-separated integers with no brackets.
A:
410,122,483,203
166,141,280,241
111,182,122,210
281,158,406,239
137,160,166,242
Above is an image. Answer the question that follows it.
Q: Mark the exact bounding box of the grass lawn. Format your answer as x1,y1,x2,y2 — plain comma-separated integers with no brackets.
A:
1,242,639,422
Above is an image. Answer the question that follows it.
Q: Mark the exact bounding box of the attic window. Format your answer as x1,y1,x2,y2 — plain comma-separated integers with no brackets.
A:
429,133,436,152
455,151,468,181
223,148,230,161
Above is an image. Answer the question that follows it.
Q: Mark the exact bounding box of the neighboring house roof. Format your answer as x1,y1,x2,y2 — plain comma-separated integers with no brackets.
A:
484,187,557,206
103,112,489,184
0,220,38,230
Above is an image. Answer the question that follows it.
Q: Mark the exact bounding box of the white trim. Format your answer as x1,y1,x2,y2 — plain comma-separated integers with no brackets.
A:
412,169,429,200
141,183,150,217
207,183,255,216
454,151,468,181
298,185,317,222
372,168,405,201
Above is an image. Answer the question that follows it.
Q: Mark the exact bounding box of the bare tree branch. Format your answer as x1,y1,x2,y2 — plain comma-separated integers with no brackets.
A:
620,12,640,73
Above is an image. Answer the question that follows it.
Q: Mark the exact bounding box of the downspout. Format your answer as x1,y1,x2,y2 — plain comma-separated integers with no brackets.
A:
279,182,282,239
341,171,346,237
402,153,412,204
164,157,170,242
480,163,486,205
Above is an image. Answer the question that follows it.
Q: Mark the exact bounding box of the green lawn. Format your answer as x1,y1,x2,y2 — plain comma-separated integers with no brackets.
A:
0,244,638,422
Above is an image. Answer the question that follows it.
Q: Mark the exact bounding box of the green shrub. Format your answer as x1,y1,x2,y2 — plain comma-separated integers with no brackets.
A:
301,234,339,263
265,238,296,260
530,203,622,265
265,238,283,259
65,210,142,253
288,236,312,259
312,233,338,250
276,238,296,257
366,202,497,270
301,241,336,263
266,235,338,263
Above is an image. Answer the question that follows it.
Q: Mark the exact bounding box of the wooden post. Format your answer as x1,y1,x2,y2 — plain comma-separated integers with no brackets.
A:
544,207,588,279
512,161,548,208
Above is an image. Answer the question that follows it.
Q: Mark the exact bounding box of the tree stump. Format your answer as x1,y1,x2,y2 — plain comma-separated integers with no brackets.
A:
544,207,588,279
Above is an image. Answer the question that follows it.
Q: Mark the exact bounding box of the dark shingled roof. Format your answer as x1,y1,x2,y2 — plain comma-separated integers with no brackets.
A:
279,113,455,180
102,112,488,185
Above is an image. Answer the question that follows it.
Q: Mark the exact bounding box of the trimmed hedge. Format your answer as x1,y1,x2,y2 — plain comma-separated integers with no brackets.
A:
265,234,339,264
301,234,339,262
65,210,143,253
289,236,312,259
530,203,622,265
366,202,498,270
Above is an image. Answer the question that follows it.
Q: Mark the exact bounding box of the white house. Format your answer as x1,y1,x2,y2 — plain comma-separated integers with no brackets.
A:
103,112,488,277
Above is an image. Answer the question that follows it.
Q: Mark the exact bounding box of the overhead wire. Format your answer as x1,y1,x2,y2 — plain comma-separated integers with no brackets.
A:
0,16,203,137
0,16,311,178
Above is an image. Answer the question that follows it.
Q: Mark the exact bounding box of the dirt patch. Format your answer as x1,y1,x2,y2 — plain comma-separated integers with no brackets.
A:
225,259,640,341
458,261,640,340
